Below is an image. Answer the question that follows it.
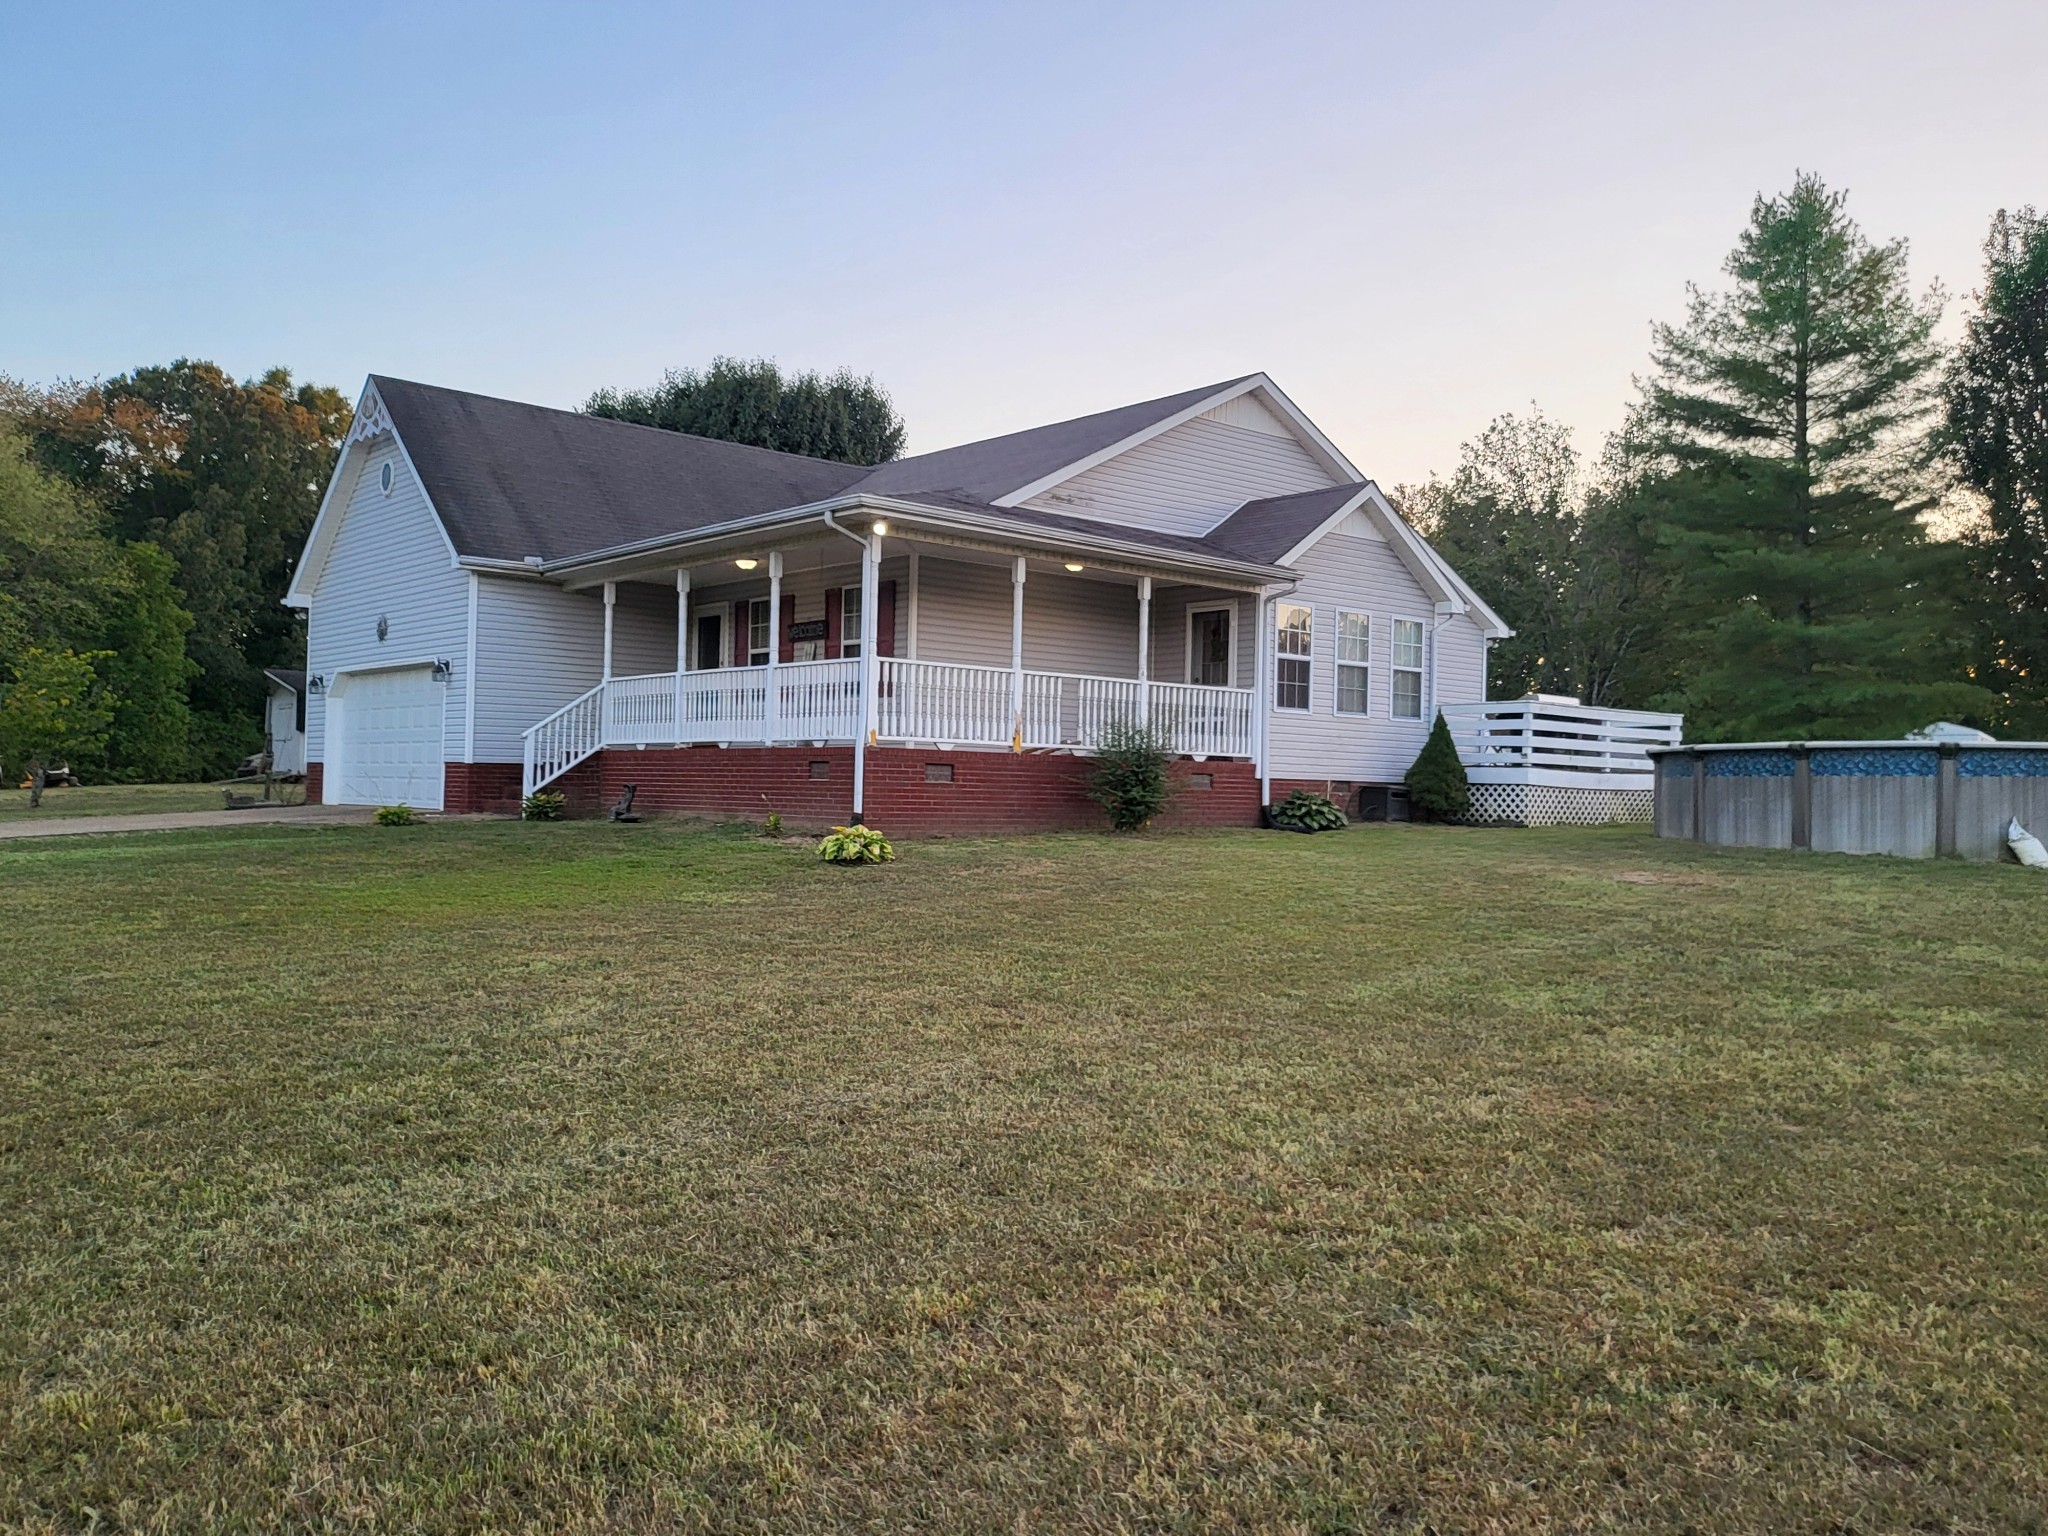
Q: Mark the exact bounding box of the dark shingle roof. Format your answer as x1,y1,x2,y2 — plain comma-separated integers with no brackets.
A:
263,668,307,693
1201,484,1364,564
373,376,868,562
848,377,1254,504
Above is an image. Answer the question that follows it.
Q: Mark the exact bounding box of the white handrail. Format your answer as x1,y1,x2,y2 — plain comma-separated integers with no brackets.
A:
522,680,607,796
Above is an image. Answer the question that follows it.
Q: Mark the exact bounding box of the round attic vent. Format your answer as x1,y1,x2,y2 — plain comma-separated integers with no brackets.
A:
380,461,395,495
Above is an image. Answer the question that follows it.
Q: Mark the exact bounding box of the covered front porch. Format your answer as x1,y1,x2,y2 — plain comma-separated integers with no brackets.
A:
521,504,1277,801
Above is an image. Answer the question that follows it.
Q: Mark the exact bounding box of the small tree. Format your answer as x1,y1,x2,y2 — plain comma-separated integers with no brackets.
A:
0,648,117,806
1089,719,1175,832
1405,713,1470,822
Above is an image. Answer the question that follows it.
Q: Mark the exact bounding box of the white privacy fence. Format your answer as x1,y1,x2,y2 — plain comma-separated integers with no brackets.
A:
524,658,1255,793
1439,698,1683,789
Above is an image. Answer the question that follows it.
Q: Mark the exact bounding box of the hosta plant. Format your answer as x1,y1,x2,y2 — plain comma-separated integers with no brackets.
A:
1267,789,1348,832
374,804,418,827
522,791,566,821
818,823,895,864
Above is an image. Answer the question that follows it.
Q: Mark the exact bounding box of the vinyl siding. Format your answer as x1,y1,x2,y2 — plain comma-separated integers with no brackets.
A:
1019,416,1339,537
471,578,606,764
1264,529,1491,783
1149,585,1255,688
304,436,468,770
908,555,1152,677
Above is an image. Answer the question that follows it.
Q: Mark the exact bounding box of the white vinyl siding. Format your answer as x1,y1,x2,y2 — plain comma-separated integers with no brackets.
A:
304,435,468,779
1150,586,1255,691
1019,415,1338,538
1335,612,1370,715
470,578,606,765
1265,527,1491,783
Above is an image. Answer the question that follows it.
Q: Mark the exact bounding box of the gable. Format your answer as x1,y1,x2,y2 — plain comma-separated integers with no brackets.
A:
1019,415,1340,539
1197,391,1298,438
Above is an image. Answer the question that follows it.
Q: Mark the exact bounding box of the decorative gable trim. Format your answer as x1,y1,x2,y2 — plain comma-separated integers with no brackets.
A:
990,374,1360,510
284,378,461,608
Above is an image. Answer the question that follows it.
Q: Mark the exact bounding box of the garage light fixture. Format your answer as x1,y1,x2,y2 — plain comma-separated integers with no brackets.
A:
431,659,453,682
735,557,759,571
308,674,326,693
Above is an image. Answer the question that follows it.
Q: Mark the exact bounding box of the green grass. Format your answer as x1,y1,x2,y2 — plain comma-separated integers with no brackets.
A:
0,781,246,820
2,819,2045,1532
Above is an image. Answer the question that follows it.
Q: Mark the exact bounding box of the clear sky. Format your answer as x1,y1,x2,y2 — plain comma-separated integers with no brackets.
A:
3,1,2043,486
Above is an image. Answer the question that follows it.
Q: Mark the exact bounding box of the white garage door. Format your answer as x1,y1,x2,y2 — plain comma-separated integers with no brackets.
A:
332,666,444,809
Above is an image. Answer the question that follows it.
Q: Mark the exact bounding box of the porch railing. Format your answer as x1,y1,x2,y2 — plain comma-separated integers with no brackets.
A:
1438,698,1683,789
523,658,1257,794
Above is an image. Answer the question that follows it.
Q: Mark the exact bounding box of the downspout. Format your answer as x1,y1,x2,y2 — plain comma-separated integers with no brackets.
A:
1428,601,1457,723
821,509,873,821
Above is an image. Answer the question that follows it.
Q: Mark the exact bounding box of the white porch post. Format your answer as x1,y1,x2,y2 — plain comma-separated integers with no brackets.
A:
906,548,920,660
602,581,616,681
1136,574,1152,724
1256,591,1273,806
765,551,783,745
673,569,689,744
853,526,880,820
1010,556,1026,749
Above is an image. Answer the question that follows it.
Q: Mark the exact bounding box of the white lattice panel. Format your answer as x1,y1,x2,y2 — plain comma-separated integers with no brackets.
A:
1458,784,1654,827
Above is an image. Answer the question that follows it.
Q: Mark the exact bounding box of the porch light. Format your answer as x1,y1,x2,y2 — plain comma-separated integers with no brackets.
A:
872,520,889,536
734,557,759,571
1064,561,1084,573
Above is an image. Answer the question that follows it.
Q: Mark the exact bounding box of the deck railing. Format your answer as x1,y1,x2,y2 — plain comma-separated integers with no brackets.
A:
524,658,1256,793
1439,698,1683,789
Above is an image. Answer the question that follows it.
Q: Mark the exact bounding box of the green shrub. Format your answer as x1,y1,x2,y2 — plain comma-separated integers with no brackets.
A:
374,804,418,827
818,823,895,864
1267,788,1348,832
1089,718,1175,832
1405,713,1471,821
521,790,566,821
763,810,784,838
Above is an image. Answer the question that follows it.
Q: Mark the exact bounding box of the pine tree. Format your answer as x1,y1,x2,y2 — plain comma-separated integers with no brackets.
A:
585,357,907,466
1645,173,1990,739
1945,208,2048,734
1405,713,1470,821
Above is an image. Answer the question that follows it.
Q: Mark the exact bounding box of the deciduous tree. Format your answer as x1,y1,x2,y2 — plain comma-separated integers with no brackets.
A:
586,357,906,466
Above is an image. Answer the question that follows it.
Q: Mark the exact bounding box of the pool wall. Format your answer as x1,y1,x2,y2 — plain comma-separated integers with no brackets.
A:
1650,742,2048,861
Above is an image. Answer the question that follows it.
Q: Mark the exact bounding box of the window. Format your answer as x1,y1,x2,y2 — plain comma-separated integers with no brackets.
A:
748,599,772,667
1336,611,1370,715
379,461,394,495
1274,603,1312,711
840,584,863,659
1391,618,1425,719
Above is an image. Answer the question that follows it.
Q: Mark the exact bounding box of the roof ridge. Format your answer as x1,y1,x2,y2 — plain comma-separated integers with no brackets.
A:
367,374,878,474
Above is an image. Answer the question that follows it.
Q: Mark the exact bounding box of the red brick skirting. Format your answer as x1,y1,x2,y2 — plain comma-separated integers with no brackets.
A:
1271,778,1368,817
577,745,1260,834
443,762,524,815
304,762,324,805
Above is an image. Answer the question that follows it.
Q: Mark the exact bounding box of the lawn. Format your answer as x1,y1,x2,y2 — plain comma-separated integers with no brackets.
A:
0,780,262,821
2,819,2044,1532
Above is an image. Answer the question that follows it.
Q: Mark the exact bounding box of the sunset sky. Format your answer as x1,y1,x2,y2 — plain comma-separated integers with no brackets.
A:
4,0,2043,485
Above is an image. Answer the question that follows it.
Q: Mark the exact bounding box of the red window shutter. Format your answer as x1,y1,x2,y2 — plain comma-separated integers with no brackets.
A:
733,602,751,666
778,593,796,663
824,588,842,659
877,580,897,657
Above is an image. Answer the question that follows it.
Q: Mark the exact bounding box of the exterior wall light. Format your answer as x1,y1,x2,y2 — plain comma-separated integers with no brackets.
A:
431,659,453,682
1064,561,1085,572
735,558,759,571
308,674,326,693
872,520,889,536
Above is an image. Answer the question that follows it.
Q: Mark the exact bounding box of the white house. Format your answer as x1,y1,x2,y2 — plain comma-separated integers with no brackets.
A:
286,372,1527,830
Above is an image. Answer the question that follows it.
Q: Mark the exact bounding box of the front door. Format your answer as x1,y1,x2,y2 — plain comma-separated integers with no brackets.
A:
693,611,724,670
1190,607,1233,686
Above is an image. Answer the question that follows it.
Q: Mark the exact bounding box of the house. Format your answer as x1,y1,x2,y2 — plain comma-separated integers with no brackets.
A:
285,372,1515,830
261,668,307,777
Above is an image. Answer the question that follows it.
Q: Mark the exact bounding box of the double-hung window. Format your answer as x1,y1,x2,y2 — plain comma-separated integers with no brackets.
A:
1274,603,1313,711
840,584,863,659
1335,611,1370,715
748,599,772,667
1391,618,1425,719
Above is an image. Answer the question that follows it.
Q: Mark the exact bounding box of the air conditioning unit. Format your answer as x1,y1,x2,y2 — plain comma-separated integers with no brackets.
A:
1355,785,1410,822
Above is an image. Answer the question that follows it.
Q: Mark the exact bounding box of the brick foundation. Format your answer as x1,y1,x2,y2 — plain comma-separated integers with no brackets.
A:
304,762,323,805
443,761,524,815
573,745,1263,834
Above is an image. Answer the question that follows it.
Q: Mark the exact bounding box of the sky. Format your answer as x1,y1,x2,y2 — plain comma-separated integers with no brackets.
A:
3,0,2044,487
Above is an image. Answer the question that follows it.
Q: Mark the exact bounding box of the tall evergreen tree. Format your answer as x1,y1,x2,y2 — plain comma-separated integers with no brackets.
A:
1945,207,2048,735
1644,173,1988,739
586,357,907,466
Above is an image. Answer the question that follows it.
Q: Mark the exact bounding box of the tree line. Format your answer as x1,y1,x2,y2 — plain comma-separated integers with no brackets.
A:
1401,174,2047,741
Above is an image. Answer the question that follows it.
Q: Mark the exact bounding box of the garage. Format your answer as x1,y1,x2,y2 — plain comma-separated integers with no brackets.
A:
329,665,445,809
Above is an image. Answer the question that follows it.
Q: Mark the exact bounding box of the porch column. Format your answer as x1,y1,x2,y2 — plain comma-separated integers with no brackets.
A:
1136,574,1152,722
853,526,881,822
1010,556,1026,750
602,581,616,682
765,551,783,745
1256,592,1273,807
673,569,689,745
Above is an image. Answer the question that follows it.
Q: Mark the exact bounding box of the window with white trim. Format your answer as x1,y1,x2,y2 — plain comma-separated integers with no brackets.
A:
748,598,772,667
840,584,862,659
1391,618,1424,719
1335,611,1370,715
1274,603,1312,711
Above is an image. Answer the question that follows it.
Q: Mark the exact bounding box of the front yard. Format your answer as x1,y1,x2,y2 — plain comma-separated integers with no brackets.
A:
0,781,239,821
2,819,2044,1531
